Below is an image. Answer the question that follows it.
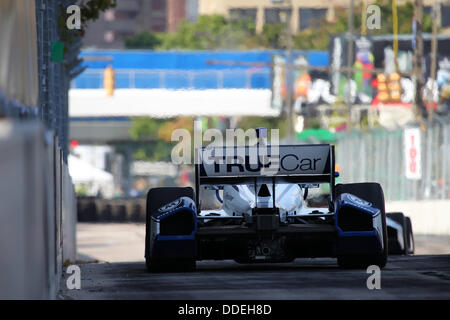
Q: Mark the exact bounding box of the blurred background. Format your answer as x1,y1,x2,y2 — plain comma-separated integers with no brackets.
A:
69,0,449,221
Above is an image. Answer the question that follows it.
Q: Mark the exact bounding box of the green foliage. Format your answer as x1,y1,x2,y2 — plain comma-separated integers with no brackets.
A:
129,117,166,140
367,0,433,34
293,1,433,50
132,1,435,51
128,116,290,160
124,32,162,49
57,0,117,78
305,117,321,129
293,8,345,50
237,116,287,138
126,15,258,50
133,141,174,162
58,0,117,43
129,117,195,161
293,28,331,50
79,0,118,24
128,117,168,161
75,184,88,196
260,24,285,48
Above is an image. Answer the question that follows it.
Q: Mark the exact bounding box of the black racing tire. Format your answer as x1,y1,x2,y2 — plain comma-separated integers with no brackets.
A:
405,217,414,255
145,187,196,272
335,182,388,269
387,212,407,255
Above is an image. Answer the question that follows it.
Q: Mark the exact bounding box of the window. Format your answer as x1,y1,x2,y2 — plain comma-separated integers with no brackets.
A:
442,4,450,27
104,31,115,43
229,8,257,23
104,10,115,21
299,8,327,30
264,8,292,24
152,0,165,11
114,10,138,20
116,31,135,38
423,6,432,16
150,18,167,32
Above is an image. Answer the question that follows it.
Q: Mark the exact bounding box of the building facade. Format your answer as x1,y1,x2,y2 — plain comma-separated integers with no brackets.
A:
198,0,446,34
83,0,198,49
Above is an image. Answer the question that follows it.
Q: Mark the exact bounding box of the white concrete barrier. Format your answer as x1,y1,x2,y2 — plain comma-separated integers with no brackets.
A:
386,200,450,235
0,120,76,299
62,162,77,263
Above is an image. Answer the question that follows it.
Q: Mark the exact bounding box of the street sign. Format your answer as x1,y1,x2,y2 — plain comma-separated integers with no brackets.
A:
51,41,64,62
404,127,422,180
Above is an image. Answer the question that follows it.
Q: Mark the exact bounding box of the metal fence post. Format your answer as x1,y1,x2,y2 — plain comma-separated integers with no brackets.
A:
130,70,135,89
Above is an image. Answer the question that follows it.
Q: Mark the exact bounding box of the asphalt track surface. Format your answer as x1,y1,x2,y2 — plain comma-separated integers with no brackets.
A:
59,255,450,300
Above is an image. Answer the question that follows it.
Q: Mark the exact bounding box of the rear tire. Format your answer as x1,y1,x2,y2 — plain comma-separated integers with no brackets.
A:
145,187,196,272
405,217,414,255
387,212,407,255
335,182,388,269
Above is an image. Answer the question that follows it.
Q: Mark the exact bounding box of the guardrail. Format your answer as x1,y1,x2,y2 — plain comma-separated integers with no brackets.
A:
72,68,271,90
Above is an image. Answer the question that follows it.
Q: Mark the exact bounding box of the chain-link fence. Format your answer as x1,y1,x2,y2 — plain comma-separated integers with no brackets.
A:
36,0,68,161
335,117,450,201
35,0,82,162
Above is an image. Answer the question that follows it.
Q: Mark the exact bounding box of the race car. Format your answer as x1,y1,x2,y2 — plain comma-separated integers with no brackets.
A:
144,134,413,272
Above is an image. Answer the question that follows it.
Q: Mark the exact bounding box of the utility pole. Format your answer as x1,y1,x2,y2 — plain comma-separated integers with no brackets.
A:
286,7,294,143
428,0,440,122
346,0,354,130
413,0,426,121
361,0,367,36
277,0,294,143
393,0,399,73
270,0,294,142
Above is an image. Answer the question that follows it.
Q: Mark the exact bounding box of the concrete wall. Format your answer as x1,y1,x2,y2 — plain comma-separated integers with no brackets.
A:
0,120,76,299
386,200,450,235
63,162,77,263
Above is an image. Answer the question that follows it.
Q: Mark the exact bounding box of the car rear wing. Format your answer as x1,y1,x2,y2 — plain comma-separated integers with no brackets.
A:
194,144,336,208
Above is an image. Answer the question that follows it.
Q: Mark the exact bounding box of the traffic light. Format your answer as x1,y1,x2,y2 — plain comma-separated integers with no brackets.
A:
104,65,115,96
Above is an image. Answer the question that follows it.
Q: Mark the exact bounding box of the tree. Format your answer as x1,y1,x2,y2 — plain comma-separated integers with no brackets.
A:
237,117,287,138
260,24,286,48
124,14,259,50
123,0,435,51
57,0,117,77
58,0,118,44
158,14,257,50
293,0,433,50
370,0,432,34
125,32,162,49
129,117,194,161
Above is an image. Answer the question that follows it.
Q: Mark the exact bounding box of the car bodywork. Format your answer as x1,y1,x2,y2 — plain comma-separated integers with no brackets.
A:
146,141,405,269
